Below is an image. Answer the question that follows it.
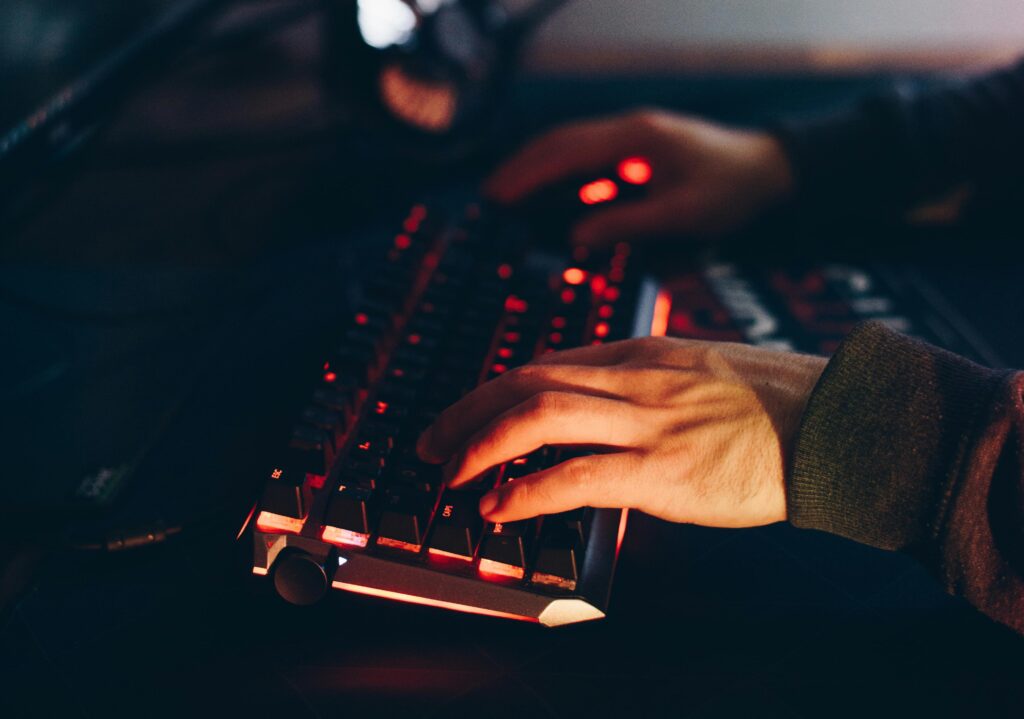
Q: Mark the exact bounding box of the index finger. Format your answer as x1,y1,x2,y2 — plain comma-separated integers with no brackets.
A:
416,364,621,463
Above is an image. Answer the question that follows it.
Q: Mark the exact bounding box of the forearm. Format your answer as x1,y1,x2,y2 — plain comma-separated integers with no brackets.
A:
788,321,1024,634
775,57,1024,219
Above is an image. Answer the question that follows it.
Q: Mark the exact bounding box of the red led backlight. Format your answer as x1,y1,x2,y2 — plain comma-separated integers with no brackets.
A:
651,290,672,337
578,178,619,205
616,508,630,554
256,511,304,534
617,157,652,185
322,526,369,548
594,322,610,338
504,296,528,313
497,263,513,279
562,267,586,285
478,559,525,580
354,312,369,325
395,234,412,249
323,371,338,383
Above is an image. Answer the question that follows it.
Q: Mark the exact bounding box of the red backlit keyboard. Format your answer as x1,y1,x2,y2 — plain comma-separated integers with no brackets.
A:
249,200,661,626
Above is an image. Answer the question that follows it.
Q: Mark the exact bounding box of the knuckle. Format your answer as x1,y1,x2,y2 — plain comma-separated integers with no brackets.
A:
561,459,594,490
525,390,568,418
505,363,546,387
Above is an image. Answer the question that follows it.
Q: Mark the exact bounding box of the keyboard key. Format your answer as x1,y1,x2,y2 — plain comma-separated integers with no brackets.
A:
287,431,331,477
257,466,310,534
322,485,374,547
428,490,484,561
376,491,434,552
479,520,533,580
531,522,583,590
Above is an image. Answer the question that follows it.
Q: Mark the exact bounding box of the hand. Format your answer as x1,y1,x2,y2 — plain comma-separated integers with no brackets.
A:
417,338,827,527
484,109,794,248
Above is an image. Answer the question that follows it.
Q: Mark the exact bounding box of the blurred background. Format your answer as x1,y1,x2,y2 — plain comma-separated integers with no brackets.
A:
526,0,1024,73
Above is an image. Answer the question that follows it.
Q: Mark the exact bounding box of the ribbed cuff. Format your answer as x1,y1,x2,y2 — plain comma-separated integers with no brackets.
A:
788,321,1007,551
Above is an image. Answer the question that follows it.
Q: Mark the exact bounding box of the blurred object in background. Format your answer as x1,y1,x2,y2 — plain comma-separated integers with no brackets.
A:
322,0,567,161
524,0,1024,74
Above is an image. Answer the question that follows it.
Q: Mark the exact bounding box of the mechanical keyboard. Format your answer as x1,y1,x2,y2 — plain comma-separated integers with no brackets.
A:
250,199,662,626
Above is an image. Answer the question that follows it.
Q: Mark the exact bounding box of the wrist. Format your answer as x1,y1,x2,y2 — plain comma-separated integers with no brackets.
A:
744,131,795,211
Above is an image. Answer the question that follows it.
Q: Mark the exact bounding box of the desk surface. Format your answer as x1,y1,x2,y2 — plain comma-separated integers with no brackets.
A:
1,46,1023,719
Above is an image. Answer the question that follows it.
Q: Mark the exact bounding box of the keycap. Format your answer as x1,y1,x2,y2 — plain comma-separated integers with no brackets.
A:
259,466,308,521
388,460,441,495
312,387,357,417
479,520,533,580
558,507,588,544
300,406,345,447
287,430,331,477
428,490,484,561
531,521,583,590
376,491,434,552
322,485,374,547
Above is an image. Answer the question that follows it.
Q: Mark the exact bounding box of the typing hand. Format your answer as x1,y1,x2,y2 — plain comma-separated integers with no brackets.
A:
484,109,794,248
417,338,826,527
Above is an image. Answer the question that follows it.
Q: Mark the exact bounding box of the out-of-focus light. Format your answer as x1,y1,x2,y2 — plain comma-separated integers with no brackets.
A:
651,290,672,337
357,0,417,49
578,178,619,205
562,268,586,285
617,157,652,185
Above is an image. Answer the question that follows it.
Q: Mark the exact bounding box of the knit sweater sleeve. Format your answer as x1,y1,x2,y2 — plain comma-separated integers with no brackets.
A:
773,57,1024,219
788,321,1024,634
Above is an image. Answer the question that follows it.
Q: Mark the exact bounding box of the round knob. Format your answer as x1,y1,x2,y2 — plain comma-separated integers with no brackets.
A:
272,551,328,606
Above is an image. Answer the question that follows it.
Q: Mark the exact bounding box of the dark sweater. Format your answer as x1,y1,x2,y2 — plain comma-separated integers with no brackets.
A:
780,60,1024,635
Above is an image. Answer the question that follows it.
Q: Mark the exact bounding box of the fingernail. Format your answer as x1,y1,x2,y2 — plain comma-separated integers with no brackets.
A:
479,491,500,518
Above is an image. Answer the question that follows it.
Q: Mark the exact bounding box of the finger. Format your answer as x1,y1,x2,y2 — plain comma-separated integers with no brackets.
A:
417,364,622,463
572,194,695,248
479,452,640,522
483,116,636,203
446,392,645,487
